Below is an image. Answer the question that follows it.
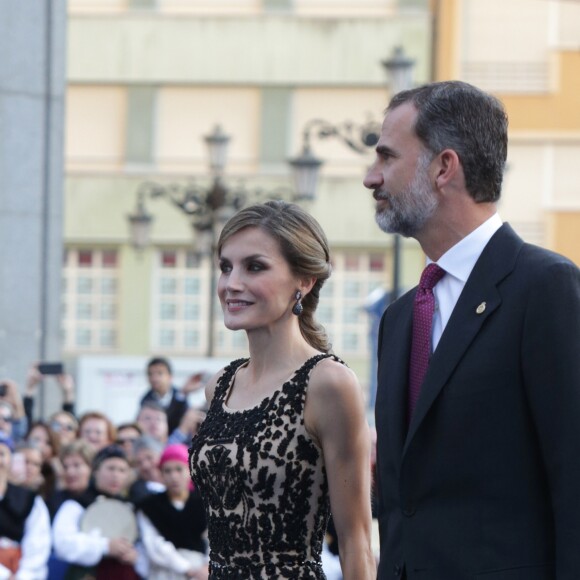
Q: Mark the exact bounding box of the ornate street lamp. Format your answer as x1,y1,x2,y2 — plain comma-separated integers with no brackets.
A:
288,116,381,190
127,124,317,357
382,45,416,302
205,123,230,175
288,109,387,202
289,46,416,303
297,117,381,155
128,190,153,252
382,45,415,99
288,144,324,202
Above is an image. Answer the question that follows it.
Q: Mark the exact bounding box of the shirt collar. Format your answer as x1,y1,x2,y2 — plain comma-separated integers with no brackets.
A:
152,388,174,407
430,213,503,283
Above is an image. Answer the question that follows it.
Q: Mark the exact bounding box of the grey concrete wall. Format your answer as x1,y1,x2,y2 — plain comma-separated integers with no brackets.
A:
0,1,66,415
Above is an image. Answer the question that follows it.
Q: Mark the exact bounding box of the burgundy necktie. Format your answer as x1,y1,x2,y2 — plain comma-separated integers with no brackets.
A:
408,263,446,420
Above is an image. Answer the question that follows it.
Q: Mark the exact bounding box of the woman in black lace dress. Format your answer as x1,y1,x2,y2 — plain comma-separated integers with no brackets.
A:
190,201,375,579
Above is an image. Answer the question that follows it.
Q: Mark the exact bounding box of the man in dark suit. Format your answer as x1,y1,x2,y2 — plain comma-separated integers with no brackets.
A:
364,81,580,579
140,357,188,434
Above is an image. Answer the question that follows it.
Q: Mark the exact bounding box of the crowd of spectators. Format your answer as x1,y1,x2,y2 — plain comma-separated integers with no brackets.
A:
0,357,209,580
0,356,346,580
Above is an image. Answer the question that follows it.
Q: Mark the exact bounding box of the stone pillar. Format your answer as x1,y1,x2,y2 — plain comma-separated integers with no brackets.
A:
0,1,66,416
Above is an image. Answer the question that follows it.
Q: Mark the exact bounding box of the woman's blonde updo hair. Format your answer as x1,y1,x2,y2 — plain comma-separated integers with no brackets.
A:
217,200,332,353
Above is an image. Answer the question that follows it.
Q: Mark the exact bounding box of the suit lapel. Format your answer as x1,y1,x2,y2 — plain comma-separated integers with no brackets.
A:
403,224,524,457
376,290,415,468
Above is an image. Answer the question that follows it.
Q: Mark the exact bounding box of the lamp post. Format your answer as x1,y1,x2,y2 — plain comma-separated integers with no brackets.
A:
289,46,416,302
127,124,319,357
382,45,416,301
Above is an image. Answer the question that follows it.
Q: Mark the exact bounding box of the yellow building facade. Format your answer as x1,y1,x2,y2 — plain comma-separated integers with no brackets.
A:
434,0,580,264
63,0,433,395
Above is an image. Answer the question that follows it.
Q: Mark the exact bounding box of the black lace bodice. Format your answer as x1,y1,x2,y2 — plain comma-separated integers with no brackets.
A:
189,354,340,579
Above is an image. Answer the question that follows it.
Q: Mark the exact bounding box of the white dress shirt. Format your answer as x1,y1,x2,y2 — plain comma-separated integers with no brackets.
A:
137,509,205,578
52,498,149,577
0,495,51,580
52,500,109,566
430,213,503,350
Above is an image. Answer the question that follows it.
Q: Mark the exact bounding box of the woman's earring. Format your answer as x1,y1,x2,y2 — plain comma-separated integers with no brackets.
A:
292,291,303,316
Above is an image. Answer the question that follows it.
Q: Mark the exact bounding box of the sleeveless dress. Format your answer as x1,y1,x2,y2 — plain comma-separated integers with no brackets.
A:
189,353,341,579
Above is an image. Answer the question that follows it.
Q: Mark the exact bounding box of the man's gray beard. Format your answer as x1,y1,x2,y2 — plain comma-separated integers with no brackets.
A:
375,156,438,238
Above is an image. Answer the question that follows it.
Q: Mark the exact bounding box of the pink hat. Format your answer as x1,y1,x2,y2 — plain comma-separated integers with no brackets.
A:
159,444,189,468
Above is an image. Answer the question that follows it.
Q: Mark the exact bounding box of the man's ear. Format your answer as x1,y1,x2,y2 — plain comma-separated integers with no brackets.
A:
434,149,461,191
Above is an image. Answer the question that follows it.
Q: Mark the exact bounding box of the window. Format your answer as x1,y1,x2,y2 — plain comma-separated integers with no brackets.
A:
160,303,178,320
77,278,93,294
184,330,200,348
320,250,387,355
152,248,241,355
184,278,200,295
160,278,178,294
342,332,359,352
159,329,176,348
344,255,359,271
150,247,387,357
101,278,117,294
369,253,385,272
162,251,177,268
76,302,93,320
184,303,200,320
342,307,361,325
317,304,333,325
63,249,120,352
78,251,93,267
343,280,361,298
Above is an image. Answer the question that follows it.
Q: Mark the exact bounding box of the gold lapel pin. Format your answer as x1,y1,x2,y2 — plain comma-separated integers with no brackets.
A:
476,302,486,314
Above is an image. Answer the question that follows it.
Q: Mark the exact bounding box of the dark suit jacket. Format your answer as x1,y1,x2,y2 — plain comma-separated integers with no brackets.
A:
375,224,580,580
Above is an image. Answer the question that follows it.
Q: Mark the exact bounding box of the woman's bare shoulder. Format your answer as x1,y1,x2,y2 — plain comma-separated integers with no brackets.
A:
304,356,368,448
306,356,364,420
309,356,360,396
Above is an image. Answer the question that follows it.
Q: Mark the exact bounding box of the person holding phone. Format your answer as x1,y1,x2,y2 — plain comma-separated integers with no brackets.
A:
24,363,76,429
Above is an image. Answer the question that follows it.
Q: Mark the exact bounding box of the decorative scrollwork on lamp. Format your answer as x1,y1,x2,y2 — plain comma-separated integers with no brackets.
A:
127,124,322,356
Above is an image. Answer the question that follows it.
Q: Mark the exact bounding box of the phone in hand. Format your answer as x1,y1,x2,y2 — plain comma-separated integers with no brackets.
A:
0,383,6,397
38,362,64,375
